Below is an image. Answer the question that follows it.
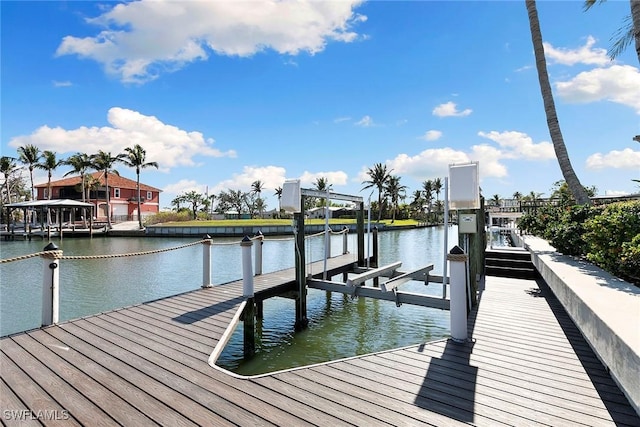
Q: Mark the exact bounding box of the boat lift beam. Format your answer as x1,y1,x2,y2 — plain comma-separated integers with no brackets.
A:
307,279,450,310
346,261,402,287
381,264,434,292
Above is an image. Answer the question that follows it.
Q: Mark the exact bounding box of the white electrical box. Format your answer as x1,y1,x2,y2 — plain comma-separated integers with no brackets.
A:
281,179,301,213
459,214,477,234
449,162,480,209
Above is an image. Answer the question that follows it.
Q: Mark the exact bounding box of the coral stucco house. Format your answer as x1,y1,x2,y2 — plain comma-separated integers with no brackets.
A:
35,171,162,222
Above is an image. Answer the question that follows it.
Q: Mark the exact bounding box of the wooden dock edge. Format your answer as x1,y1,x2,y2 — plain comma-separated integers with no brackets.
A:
513,232,640,416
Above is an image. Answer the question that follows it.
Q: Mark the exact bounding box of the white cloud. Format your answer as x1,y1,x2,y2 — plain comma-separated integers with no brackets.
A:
355,115,375,127
586,148,640,170
477,130,555,160
432,101,472,117
210,165,288,195
334,117,351,123
163,179,207,195
299,170,348,186
555,65,640,114
8,107,236,171
420,130,442,141
56,0,366,83
386,148,470,180
469,144,508,178
543,36,610,66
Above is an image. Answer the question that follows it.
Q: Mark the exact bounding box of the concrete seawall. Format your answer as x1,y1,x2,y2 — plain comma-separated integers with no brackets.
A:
512,233,640,416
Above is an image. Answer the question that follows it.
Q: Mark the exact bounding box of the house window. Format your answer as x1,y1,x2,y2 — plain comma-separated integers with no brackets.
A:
114,188,121,198
146,191,152,201
43,188,48,199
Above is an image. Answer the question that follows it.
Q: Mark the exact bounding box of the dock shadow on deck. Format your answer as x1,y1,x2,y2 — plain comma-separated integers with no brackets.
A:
1,256,638,426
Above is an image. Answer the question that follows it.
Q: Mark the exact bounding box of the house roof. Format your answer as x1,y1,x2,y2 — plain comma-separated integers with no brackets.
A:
35,171,162,192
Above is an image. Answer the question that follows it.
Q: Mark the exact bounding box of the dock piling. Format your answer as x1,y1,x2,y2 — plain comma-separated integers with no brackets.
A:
41,243,62,326
241,236,256,357
448,245,468,343
202,235,213,288
254,231,263,276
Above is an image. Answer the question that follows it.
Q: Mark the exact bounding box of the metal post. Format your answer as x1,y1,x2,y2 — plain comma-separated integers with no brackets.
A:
342,225,348,255
367,192,372,269
202,235,213,288
448,245,468,343
254,231,263,276
357,202,365,267
293,211,308,331
41,242,62,326
443,176,449,299
323,188,330,280
372,227,379,268
241,236,254,297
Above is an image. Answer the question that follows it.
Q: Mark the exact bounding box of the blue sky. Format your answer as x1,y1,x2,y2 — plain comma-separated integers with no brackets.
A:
2,0,639,211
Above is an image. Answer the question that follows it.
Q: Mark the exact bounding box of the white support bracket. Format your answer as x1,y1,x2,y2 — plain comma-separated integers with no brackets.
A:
381,264,434,293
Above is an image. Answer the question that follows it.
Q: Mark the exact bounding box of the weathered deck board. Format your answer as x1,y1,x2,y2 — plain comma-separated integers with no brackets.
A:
1,254,638,426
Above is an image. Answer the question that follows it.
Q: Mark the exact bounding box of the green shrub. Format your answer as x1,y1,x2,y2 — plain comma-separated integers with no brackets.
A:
545,204,598,256
145,211,192,225
517,205,560,237
620,234,640,283
584,201,640,278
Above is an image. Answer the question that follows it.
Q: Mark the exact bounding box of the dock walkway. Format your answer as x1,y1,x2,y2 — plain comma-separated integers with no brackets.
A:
2,255,638,426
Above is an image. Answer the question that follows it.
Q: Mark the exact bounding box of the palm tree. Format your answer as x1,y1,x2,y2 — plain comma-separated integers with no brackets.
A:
362,163,393,221
384,175,407,223
513,191,523,212
251,180,265,218
314,177,333,207
123,144,158,229
433,177,443,202
274,187,283,214
64,152,93,227
82,174,99,200
64,153,92,201
491,194,501,207
91,150,126,229
0,156,19,204
526,0,592,206
36,151,63,200
17,144,41,201
584,0,640,64
422,180,434,218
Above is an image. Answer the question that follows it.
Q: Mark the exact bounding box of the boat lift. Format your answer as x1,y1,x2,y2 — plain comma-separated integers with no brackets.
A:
281,180,449,330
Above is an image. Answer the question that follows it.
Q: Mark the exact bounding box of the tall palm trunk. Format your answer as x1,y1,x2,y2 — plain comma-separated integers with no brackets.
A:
105,172,112,229
526,0,591,206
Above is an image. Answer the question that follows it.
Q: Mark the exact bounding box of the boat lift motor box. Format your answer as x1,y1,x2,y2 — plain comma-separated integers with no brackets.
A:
281,179,301,213
459,214,477,234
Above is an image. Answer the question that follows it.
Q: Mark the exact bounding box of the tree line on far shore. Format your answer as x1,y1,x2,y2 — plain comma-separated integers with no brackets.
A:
1,144,157,230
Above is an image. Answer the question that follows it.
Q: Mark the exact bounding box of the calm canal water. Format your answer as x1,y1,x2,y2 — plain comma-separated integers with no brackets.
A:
1,226,458,375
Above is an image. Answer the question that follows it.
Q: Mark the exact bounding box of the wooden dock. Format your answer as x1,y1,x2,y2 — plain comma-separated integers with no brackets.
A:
1,254,638,426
